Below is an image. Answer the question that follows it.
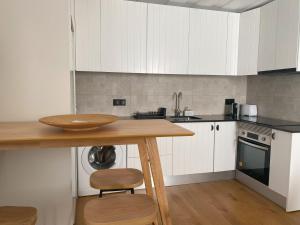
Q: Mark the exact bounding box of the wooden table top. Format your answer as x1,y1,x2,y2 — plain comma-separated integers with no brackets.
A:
0,119,194,150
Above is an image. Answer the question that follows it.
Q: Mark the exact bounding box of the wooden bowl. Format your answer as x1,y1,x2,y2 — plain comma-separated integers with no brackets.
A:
39,114,118,131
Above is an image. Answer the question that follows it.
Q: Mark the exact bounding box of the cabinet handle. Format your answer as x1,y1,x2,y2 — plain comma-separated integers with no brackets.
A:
272,132,276,140
216,125,220,131
211,125,214,131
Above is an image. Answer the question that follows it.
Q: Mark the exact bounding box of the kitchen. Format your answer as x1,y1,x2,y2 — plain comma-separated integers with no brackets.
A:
1,0,300,225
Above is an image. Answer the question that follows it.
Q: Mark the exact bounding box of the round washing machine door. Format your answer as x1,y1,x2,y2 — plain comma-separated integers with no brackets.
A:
81,145,125,175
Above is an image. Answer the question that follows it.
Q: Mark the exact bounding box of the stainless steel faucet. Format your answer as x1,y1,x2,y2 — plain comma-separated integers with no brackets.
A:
174,92,182,117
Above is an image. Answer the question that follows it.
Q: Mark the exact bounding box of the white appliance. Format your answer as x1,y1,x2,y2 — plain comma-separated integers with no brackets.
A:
240,104,258,117
77,145,127,196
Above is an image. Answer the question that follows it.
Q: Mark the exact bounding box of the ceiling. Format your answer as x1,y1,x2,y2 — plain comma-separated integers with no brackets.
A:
130,0,274,12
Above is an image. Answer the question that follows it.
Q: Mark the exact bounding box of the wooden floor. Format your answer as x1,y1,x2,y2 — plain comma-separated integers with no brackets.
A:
76,180,300,225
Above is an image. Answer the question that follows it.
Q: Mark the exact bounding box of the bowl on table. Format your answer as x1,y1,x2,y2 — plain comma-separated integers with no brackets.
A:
39,114,118,131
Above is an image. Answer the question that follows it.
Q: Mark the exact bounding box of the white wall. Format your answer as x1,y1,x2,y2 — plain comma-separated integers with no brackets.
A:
0,0,73,224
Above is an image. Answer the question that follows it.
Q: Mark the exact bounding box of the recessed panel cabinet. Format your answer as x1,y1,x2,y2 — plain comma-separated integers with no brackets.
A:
188,9,228,75
75,0,260,75
237,8,260,75
147,4,189,74
173,122,237,176
269,130,300,212
75,0,147,72
214,122,237,172
173,123,215,175
127,137,173,176
259,0,300,71
75,0,101,71
101,0,147,73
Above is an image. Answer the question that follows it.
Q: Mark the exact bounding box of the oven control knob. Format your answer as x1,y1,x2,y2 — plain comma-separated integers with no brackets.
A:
261,137,266,141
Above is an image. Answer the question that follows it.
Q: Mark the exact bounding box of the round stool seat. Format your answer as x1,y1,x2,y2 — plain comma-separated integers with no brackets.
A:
90,168,144,190
0,206,37,225
84,194,157,225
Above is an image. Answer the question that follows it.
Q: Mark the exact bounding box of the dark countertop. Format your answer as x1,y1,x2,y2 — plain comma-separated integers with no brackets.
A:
121,115,300,133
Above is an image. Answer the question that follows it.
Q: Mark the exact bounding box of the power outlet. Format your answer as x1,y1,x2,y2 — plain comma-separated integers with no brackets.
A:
113,99,126,106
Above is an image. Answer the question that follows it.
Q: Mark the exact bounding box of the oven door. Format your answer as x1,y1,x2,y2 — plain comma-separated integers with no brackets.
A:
237,137,271,186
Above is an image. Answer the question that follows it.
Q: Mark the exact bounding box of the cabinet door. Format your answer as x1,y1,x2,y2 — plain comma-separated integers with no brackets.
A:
269,130,292,197
75,0,101,71
147,4,189,74
226,13,240,76
127,137,173,176
237,8,260,75
127,155,172,176
127,137,172,157
189,9,228,75
258,0,278,72
101,0,147,73
275,0,299,70
214,122,237,172
173,123,214,175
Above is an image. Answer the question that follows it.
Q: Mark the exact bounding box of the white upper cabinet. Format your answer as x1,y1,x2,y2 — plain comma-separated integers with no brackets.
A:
259,0,300,72
189,9,228,75
214,122,237,172
258,0,277,71
75,0,101,71
101,0,147,73
237,8,260,75
75,0,147,72
173,123,214,175
147,4,189,74
276,0,299,70
226,13,240,75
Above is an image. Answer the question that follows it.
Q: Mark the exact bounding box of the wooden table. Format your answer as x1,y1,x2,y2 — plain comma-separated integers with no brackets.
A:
0,119,193,225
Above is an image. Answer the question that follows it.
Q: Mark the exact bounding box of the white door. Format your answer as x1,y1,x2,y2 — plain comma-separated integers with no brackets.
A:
269,130,292,197
188,9,228,75
258,0,278,72
214,122,237,172
100,0,147,73
173,123,214,175
226,13,240,76
275,0,299,70
237,8,260,75
75,0,101,71
147,4,189,74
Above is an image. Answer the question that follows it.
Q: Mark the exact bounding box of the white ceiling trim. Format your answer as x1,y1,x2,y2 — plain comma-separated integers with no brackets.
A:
129,0,274,12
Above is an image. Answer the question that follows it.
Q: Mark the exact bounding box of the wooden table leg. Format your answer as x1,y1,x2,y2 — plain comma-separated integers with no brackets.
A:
138,141,154,198
146,137,172,225
138,141,159,225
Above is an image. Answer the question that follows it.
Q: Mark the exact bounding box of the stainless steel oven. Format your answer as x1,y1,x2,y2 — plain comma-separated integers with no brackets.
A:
237,124,272,186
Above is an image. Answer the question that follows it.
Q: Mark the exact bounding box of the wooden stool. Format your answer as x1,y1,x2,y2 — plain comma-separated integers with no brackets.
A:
84,194,158,225
0,206,37,225
90,168,144,197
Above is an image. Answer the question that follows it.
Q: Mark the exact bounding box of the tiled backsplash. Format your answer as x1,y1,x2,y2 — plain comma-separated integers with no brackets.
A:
247,74,300,122
76,72,247,116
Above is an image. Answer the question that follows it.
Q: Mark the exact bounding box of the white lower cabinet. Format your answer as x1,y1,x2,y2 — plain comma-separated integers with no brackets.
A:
173,123,215,175
214,122,237,172
269,130,292,197
269,130,300,212
127,137,173,176
127,122,237,178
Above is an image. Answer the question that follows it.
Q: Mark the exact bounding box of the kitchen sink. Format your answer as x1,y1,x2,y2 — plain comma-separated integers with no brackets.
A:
169,116,202,122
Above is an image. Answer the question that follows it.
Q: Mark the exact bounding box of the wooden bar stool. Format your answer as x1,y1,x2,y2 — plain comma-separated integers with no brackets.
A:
0,206,37,225
90,168,144,197
84,194,158,225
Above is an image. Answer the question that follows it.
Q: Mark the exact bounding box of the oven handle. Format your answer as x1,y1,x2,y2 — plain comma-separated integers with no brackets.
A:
239,139,269,151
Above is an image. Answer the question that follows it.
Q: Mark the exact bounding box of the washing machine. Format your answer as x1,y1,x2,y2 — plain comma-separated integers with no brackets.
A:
77,145,127,196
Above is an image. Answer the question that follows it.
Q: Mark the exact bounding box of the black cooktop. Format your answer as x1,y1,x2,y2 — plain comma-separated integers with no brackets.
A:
239,116,300,127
